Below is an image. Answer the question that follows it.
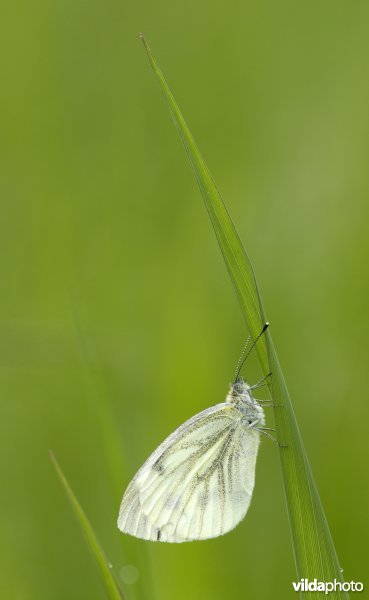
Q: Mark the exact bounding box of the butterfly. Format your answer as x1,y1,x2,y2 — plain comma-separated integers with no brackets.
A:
117,323,272,543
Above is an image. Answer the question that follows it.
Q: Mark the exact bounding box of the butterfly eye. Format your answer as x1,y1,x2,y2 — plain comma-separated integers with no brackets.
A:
248,419,253,425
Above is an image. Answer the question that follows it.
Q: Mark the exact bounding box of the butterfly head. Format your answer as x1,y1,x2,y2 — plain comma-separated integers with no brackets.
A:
228,378,254,403
231,378,249,396
228,379,265,426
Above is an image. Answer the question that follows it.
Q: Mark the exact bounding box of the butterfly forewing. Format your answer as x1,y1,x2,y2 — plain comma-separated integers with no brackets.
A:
118,402,261,542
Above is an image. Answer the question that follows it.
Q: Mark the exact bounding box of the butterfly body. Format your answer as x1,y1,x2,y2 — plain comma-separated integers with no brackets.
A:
227,380,266,426
118,379,265,543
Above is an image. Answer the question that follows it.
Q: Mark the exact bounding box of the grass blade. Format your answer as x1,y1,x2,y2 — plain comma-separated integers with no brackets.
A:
141,35,347,598
50,451,125,600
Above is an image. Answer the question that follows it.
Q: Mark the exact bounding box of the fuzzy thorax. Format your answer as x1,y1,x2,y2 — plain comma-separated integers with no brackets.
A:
226,379,265,427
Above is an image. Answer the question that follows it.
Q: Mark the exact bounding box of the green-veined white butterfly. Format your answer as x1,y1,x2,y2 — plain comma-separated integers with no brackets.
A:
118,323,272,543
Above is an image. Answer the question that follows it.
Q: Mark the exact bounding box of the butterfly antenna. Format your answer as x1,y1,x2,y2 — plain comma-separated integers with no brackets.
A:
233,335,251,383
234,322,270,383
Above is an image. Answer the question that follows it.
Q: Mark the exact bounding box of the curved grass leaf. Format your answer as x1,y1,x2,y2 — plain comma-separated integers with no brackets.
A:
50,451,125,600
141,35,347,598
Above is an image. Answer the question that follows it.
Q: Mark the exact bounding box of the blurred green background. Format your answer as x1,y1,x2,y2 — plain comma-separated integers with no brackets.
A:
1,1,369,599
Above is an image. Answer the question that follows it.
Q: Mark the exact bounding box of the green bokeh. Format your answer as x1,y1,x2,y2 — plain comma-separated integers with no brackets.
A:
1,2,368,599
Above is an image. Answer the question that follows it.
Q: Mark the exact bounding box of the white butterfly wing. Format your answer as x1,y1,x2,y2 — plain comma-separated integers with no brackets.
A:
118,403,261,542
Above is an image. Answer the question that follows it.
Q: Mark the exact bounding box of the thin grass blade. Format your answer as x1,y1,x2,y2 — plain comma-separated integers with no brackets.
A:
50,451,125,600
141,35,347,598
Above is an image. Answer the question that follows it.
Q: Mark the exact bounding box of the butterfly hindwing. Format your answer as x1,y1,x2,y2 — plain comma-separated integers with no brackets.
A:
118,402,260,542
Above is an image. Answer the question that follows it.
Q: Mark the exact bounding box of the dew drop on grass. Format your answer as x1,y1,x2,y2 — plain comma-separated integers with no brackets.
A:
120,564,139,585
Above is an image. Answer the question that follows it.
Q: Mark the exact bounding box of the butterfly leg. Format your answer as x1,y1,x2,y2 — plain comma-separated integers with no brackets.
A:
259,402,285,409
256,427,288,448
249,372,272,391
256,428,278,443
